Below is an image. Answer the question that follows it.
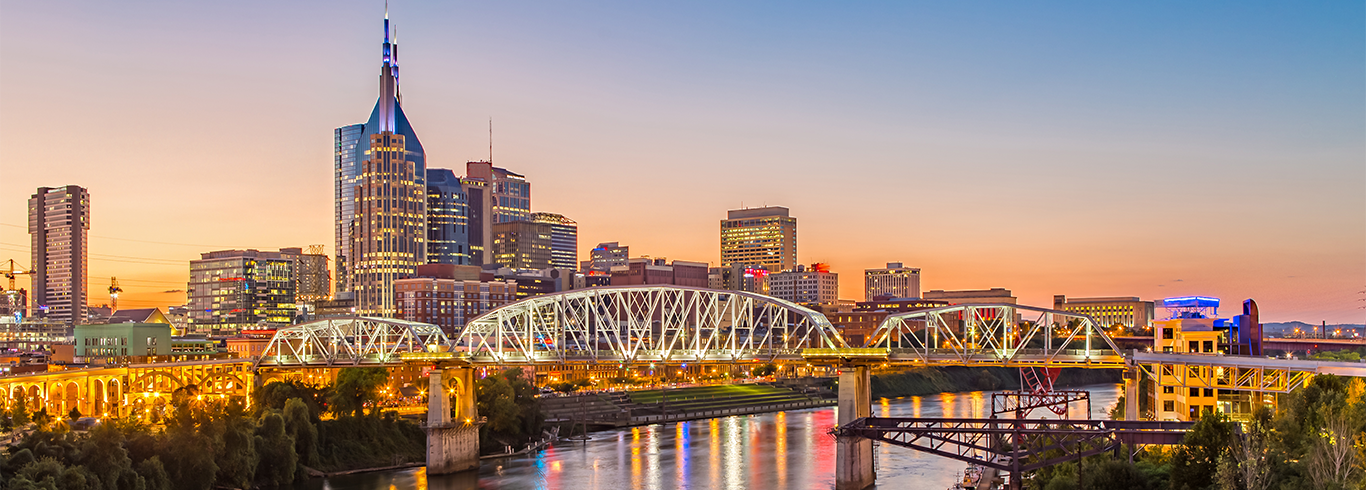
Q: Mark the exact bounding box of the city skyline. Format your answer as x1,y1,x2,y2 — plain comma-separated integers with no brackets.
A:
1,1,1362,323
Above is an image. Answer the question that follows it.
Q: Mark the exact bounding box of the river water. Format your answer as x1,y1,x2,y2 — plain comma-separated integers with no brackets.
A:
296,383,1121,490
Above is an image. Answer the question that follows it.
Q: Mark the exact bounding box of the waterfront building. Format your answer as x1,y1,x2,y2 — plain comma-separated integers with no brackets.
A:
581,242,628,273
610,258,709,288
864,262,920,301
720,206,797,273
768,263,839,304
186,249,296,335
1052,295,1155,334
492,220,554,270
923,288,1017,305
531,213,578,270
427,168,471,266
29,185,90,325
336,11,427,316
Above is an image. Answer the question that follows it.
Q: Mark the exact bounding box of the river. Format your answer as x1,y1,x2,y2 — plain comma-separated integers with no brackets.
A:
295,383,1121,490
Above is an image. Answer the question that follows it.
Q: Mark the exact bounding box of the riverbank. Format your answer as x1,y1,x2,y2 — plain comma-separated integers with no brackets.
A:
540,383,835,429
869,366,1121,399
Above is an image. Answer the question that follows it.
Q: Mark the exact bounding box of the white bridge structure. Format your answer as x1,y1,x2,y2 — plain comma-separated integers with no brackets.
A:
841,304,1127,368
454,285,847,364
257,317,450,367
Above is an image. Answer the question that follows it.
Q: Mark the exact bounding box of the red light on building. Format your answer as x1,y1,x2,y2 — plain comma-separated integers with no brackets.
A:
811,263,831,273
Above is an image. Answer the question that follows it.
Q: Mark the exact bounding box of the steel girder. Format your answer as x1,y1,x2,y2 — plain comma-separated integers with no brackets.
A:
257,317,449,367
866,304,1125,368
454,285,846,364
833,417,1193,476
1131,351,1366,394
991,390,1091,419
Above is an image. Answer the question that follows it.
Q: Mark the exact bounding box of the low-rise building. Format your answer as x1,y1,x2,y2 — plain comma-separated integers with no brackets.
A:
610,258,709,288
74,323,172,363
394,270,518,335
1053,295,1155,335
768,263,839,304
923,288,1017,305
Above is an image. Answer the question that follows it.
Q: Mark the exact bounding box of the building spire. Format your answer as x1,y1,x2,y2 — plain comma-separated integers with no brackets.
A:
377,4,397,131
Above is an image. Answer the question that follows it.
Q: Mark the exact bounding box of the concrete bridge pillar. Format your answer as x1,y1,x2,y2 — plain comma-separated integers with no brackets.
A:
836,365,875,490
1124,362,1140,421
426,366,481,475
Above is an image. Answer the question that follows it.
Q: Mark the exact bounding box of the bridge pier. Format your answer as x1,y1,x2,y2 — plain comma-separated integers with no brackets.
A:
835,365,875,490
1124,364,1139,420
425,367,481,475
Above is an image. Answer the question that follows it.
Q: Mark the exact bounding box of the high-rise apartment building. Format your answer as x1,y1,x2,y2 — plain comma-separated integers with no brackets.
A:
187,249,296,335
29,186,90,325
427,168,471,265
336,11,427,315
864,262,921,300
768,263,839,304
491,221,553,270
720,206,797,273
530,213,577,270
581,242,628,272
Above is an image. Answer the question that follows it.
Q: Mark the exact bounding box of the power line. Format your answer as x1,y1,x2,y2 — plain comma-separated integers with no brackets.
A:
0,222,259,249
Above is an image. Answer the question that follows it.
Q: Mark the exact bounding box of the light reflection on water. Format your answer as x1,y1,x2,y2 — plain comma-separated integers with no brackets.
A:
296,384,1121,490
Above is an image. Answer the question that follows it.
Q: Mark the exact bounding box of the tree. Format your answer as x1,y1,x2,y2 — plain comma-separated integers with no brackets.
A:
283,398,320,467
753,363,778,377
11,391,30,427
1226,405,1274,490
329,368,389,417
1170,411,1238,490
213,405,259,489
254,412,299,485
1306,404,1362,488
66,407,80,422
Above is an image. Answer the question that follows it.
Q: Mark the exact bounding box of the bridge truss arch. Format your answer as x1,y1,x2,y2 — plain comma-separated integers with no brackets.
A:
867,304,1125,367
456,285,847,364
258,317,449,367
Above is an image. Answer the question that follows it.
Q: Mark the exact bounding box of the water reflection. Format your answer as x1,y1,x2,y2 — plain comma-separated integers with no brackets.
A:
296,384,1121,490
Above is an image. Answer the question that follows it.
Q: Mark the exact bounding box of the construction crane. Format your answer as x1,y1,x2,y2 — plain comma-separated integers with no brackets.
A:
109,277,123,314
2,259,34,318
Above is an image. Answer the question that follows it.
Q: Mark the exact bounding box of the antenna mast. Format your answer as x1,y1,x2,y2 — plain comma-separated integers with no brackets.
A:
489,118,493,163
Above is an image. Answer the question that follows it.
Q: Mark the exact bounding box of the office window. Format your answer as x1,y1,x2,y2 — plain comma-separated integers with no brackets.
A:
1203,341,1213,353
1189,387,1200,397
1188,341,1199,352
1163,400,1174,412
1163,386,1174,394
1204,388,1214,397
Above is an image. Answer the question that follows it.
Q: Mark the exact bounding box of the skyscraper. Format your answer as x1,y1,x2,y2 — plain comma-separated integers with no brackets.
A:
463,161,531,265
581,242,628,272
341,10,427,315
720,206,797,273
427,168,470,265
530,212,577,270
334,123,364,295
29,186,90,324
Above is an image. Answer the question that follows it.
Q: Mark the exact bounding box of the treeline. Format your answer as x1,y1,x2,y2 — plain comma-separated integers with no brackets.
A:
1030,374,1365,490
868,366,1122,398
0,367,425,490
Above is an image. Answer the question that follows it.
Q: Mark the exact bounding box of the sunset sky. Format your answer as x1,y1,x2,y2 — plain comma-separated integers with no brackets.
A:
1,1,1362,323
